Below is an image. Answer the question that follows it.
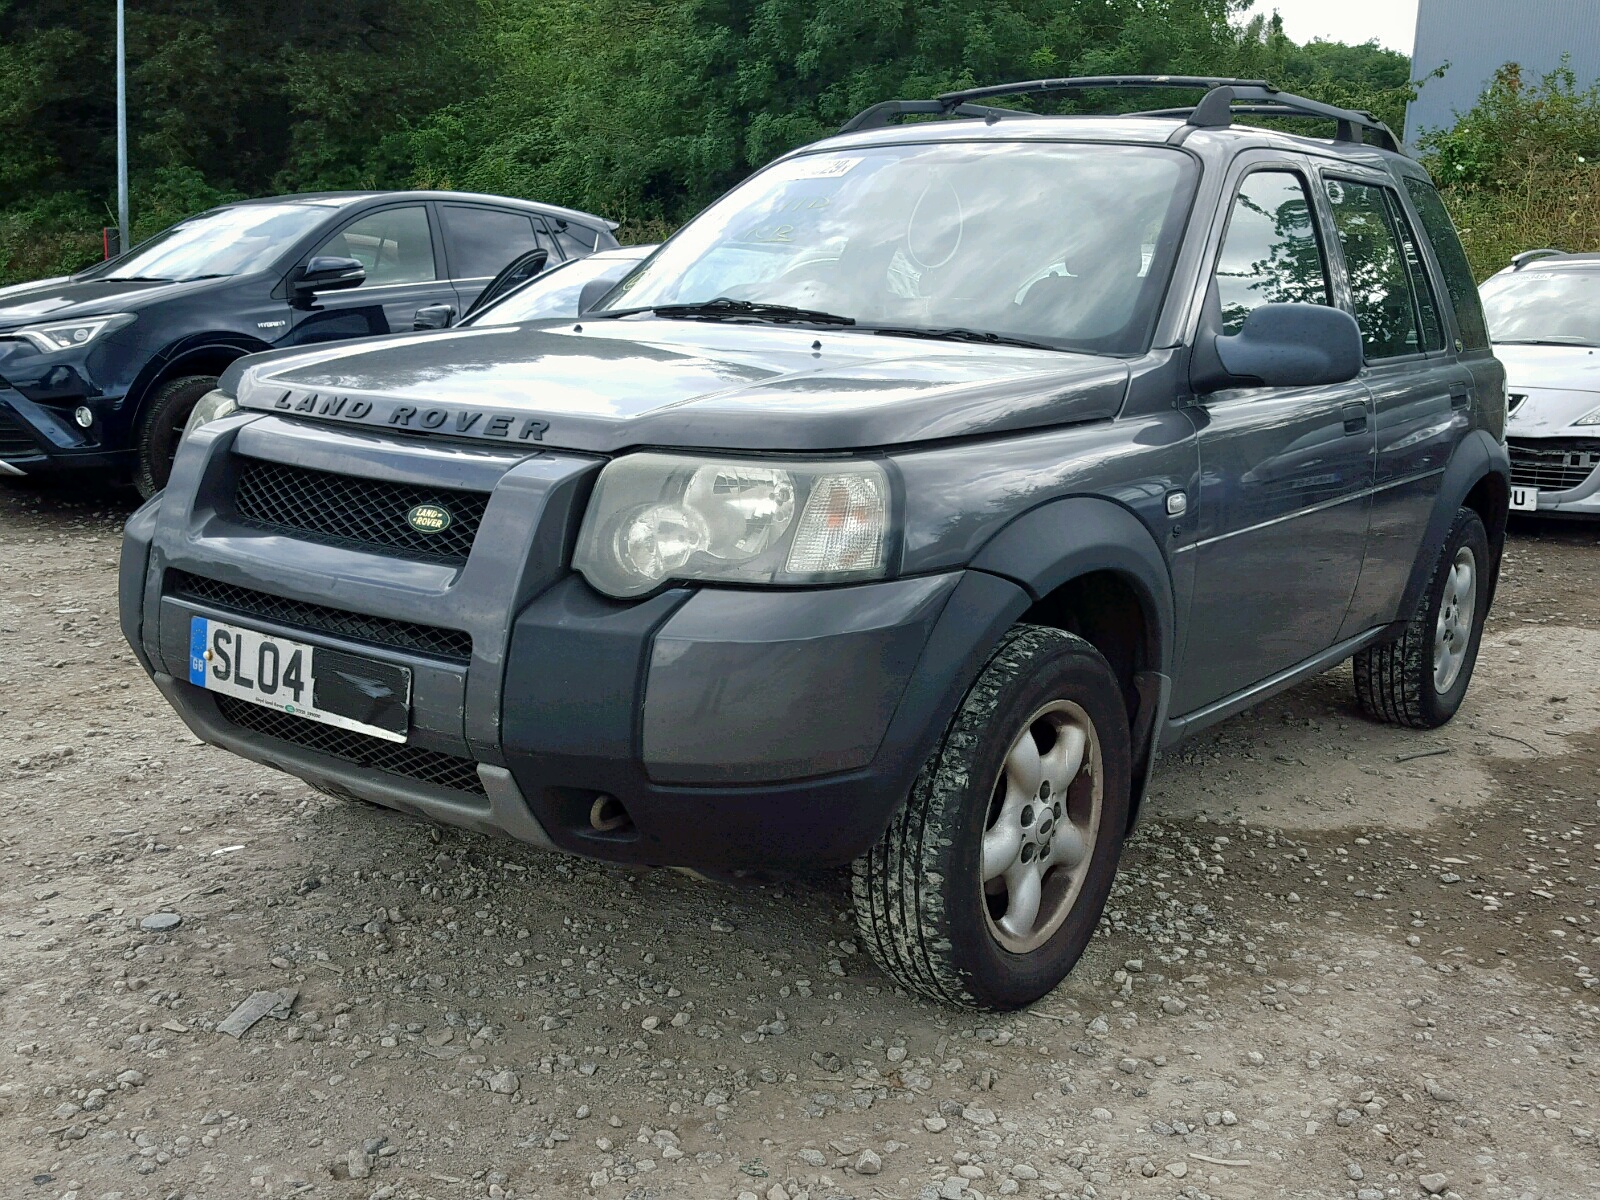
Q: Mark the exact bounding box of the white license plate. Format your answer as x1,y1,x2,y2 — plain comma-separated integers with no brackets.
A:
188,617,411,742
1509,486,1538,512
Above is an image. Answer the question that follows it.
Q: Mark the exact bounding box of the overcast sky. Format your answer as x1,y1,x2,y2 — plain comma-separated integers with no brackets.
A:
1251,0,1421,53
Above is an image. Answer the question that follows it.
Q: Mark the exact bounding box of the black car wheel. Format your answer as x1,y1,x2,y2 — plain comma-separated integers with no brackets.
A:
133,374,219,499
852,625,1132,1011
1354,506,1491,728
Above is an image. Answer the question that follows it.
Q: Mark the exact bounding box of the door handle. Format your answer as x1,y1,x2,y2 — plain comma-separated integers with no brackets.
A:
1450,390,1471,410
1341,402,1369,435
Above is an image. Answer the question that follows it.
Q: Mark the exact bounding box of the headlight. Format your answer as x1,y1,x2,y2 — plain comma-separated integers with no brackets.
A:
182,389,238,440
1575,405,1600,427
5,313,135,353
574,453,891,597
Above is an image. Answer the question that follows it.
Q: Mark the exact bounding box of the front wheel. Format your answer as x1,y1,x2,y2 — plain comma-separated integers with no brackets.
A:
133,374,219,499
852,625,1132,1011
1354,506,1491,728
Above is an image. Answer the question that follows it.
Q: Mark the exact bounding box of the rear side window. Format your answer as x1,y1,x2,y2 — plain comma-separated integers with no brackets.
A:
553,222,600,259
1324,178,1421,360
440,206,544,279
1214,170,1331,335
1402,177,1490,351
1385,192,1445,352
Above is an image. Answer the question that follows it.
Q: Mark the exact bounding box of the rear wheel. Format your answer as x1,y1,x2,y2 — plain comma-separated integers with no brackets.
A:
852,625,1131,1010
1354,507,1490,728
133,374,218,499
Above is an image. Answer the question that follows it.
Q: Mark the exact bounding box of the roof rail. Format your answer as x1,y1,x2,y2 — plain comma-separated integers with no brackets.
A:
1510,248,1566,270
839,75,1404,154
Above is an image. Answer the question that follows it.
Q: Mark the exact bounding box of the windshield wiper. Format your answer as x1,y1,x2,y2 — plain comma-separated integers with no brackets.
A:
600,297,856,326
866,325,1058,351
1498,337,1600,348
102,275,174,283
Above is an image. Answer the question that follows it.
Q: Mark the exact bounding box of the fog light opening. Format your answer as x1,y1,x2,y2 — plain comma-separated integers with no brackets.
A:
589,793,632,834
74,406,94,429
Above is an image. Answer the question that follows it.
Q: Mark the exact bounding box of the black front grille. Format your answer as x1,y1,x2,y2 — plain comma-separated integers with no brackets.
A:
0,407,39,456
232,457,488,563
215,694,487,796
1508,439,1600,492
167,571,472,662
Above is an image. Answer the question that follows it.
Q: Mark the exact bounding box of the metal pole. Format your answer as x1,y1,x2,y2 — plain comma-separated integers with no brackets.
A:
116,0,129,252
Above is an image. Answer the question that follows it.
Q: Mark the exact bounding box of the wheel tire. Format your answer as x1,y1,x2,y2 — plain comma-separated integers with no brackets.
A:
852,625,1132,1011
1354,507,1490,729
133,374,218,499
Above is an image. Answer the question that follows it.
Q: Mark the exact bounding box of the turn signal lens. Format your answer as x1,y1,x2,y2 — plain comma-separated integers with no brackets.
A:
787,472,887,574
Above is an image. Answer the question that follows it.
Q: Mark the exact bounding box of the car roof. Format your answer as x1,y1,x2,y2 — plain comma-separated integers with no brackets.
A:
1497,253,1600,274
1485,252,1600,281
225,190,618,231
802,113,1416,176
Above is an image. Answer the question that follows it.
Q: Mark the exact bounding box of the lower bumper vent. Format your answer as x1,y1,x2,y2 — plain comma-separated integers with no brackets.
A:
0,407,40,456
214,694,487,797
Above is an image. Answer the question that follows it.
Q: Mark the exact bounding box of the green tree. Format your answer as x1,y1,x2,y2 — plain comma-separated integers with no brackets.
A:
0,0,482,280
1417,62,1600,276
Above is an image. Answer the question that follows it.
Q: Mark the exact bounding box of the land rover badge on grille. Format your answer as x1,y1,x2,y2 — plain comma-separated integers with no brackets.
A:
406,504,452,533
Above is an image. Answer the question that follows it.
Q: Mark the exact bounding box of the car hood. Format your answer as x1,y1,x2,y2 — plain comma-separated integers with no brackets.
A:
0,274,216,330
232,318,1132,454
1497,342,1600,435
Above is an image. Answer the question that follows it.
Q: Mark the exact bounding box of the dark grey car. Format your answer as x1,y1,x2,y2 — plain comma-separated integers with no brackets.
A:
120,77,1509,1010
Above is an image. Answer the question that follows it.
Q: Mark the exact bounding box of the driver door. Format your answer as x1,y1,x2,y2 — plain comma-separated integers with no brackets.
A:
285,204,457,345
1172,158,1377,715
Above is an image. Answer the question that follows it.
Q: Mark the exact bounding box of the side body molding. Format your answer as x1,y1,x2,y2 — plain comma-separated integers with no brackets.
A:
969,496,1176,675
1396,429,1510,620
969,495,1178,825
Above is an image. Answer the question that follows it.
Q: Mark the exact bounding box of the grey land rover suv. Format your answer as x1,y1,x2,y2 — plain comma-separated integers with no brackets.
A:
120,77,1509,1011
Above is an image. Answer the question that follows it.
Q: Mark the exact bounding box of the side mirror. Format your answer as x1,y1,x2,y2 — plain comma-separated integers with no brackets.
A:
1197,303,1364,391
413,304,456,331
292,255,366,304
577,272,625,314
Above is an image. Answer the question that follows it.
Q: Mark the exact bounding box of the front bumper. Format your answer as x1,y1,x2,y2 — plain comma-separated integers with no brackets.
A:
0,385,134,475
1507,436,1600,515
0,328,134,474
120,415,1028,869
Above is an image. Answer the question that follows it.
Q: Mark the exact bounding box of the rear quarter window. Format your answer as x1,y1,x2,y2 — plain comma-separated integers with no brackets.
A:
1401,177,1490,352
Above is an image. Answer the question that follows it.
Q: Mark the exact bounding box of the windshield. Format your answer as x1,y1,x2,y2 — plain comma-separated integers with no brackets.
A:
598,142,1196,355
470,254,643,326
82,204,329,283
1480,269,1600,346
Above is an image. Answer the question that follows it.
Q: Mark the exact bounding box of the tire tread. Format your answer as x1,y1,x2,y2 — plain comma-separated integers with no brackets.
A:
1354,506,1486,729
852,625,1108,1009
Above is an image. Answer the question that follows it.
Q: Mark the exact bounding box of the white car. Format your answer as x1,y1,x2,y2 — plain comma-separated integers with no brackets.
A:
1481,251,1600,516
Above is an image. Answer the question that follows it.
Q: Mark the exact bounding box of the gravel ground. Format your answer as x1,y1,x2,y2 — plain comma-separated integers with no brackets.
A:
1,483,1596,1200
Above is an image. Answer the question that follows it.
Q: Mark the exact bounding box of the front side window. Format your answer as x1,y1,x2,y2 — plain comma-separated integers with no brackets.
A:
86,204,329,282
1213,170,1331,335
315,206,436,287
599,143,1198,355
1402,177,1490,351
1325,179,1420,360
1480,269,1600,346
440,205,542,279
